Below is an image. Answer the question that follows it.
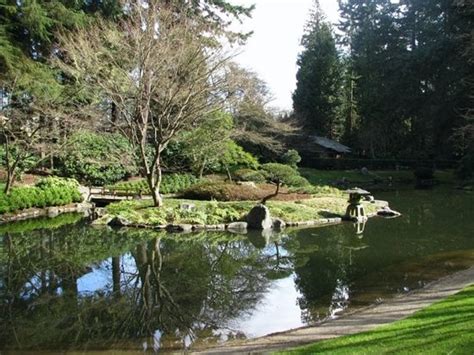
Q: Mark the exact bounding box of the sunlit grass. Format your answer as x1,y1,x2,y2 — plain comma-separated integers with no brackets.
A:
300,168,456,187
282,284,474,354
102,195,376,226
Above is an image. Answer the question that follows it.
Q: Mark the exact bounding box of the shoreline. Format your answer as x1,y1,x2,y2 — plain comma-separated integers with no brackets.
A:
192,265,474,354
0,202,93,225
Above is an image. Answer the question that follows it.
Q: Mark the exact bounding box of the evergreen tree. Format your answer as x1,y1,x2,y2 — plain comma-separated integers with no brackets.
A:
338,0,473,159
293,0,343,139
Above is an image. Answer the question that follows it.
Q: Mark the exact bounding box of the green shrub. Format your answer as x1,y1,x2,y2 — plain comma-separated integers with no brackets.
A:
286,175,311,187
182,181,265,201
261,163,300,184
109,173,198,195
58,130,138,186
182,182,234,201
282,149,302,168
0,177,82,214
233,169,268,183
221,141,260,172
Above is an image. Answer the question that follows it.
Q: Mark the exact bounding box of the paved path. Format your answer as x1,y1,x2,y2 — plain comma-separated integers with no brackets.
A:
193,266,474,354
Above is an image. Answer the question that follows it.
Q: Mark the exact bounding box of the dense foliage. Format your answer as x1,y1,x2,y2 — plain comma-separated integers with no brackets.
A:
58,131,137,186
281,149,302,168
293,3,342,138
0,177,82,214
293,0,473,163
109,174,198,195
261,163,310,187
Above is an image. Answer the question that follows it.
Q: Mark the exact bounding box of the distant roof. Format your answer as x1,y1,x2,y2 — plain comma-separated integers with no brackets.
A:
311,136,351,154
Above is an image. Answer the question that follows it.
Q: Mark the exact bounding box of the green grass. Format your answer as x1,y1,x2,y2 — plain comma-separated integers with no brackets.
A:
101,195,378,226
283,285,474,354
300,168,456,187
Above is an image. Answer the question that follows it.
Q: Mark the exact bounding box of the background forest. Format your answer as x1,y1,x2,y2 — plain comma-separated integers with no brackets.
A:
1,0,473,201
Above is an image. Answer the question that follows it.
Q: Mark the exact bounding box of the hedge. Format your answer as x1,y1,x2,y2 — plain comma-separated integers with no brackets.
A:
0,177,83,214
108,173,198,195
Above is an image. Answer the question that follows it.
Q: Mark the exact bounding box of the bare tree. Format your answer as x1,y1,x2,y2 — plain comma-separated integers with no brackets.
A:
225,64,297,157
58,1,235,206
0,80,82,194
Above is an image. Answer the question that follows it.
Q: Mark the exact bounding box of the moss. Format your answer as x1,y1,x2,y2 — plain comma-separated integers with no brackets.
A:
104,196,378,226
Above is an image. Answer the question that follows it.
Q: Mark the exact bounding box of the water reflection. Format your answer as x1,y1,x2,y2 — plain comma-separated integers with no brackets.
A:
0,188,473,352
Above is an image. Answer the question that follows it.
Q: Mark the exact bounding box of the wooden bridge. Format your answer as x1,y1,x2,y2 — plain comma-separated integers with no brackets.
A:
84,187,153,204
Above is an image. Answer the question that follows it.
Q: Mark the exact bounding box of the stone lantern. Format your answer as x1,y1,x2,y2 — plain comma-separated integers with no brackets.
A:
345,187,371,222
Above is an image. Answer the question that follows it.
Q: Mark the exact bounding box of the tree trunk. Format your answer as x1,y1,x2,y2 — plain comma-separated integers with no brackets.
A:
225,166,233,182
112,256,121,295
198,159,206,179
151,186,163,207
4,170,15,195
146,168,163,207
261,180,281,205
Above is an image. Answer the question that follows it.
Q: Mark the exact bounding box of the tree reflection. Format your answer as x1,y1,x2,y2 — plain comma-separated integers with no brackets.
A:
0,224,274,351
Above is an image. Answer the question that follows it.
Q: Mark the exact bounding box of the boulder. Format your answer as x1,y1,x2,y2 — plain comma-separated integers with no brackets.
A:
246,204,273,230
272,218,286,230
108,216,132,227
47,207,60,218
227,222,248,233
92,216,114,226
180,203,196,211
166,224,193,233
377,207,401,218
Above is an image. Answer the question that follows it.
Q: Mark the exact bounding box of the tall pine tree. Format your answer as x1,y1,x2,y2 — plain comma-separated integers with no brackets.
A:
293,0,343,139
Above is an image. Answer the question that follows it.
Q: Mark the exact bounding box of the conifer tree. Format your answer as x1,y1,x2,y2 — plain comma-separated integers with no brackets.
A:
293,0,343,139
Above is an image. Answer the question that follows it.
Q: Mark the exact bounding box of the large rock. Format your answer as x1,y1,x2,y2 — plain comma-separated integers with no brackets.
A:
272,218,286,230
166,224,193,233
47,207,60,218
108,216,132,227
377,206,401,218
227,222,248,233
246,204,273,230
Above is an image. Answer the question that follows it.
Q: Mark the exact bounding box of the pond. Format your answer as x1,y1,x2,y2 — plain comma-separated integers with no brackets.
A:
0,188,473,352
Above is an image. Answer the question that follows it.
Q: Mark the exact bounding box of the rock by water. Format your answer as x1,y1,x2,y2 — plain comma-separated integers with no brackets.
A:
246,204,273,230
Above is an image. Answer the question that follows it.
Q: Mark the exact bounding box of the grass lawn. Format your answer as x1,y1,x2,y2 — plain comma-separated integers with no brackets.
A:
283,285,474,354
300,168,455,187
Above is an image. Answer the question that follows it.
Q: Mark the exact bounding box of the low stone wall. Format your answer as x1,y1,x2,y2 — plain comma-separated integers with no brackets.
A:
0,203,93,224
103,216,358,234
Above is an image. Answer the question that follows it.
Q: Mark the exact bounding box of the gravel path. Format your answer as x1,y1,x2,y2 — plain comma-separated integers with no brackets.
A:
193,266,474,354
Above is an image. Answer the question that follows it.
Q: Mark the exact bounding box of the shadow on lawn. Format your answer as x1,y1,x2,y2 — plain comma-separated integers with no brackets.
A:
285,287,474,354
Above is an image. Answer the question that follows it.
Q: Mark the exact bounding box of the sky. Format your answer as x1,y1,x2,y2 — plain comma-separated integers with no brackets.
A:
232,0,341,112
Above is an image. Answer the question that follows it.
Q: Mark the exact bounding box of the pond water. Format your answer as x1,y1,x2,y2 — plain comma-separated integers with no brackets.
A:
0,188,473,352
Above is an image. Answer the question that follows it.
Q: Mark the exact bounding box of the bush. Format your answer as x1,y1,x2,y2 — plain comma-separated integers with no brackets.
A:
109,173,198,195
282,149,302,168
285,175,311,187
220,141,260,172
261,163,310,187
233,169,268,183
58,131,138,186
182,181,264,201
0,177,82,214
